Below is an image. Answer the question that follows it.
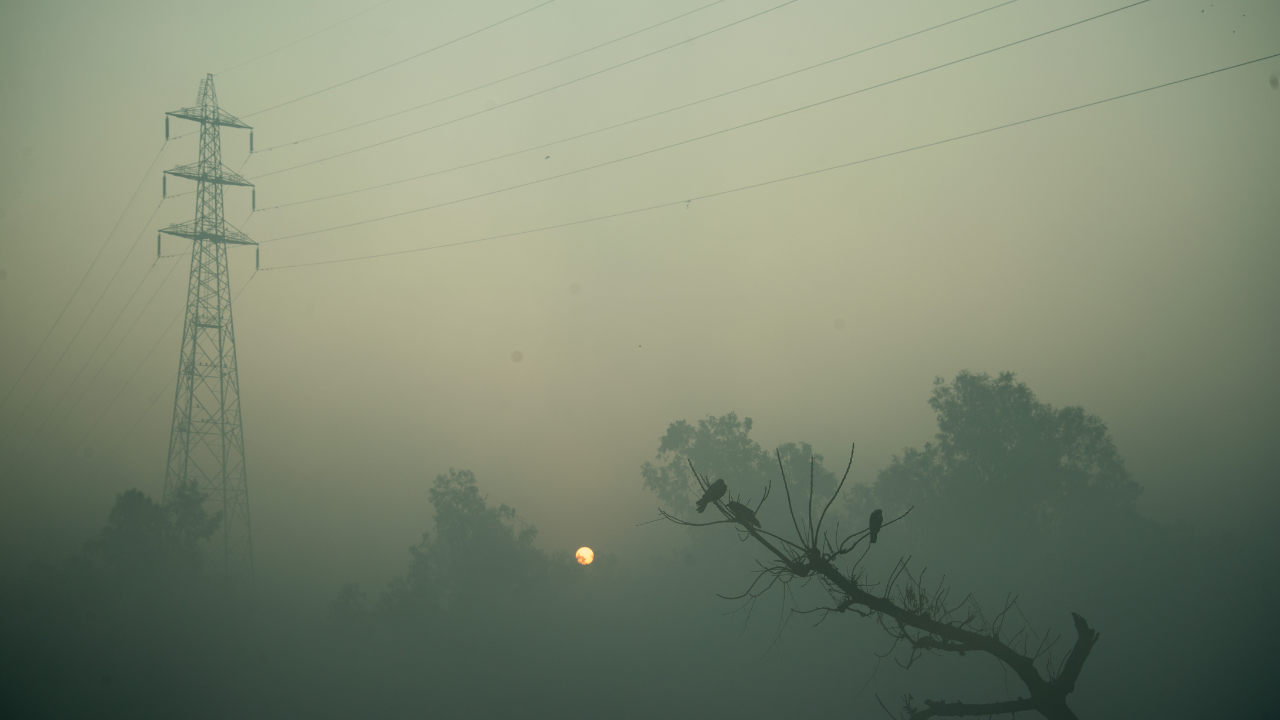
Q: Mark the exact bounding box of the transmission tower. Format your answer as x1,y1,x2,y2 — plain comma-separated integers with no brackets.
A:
159,74,256,583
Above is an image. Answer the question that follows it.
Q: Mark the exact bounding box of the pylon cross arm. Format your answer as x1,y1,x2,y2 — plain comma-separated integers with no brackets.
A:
165,162,254,188
166,106,251,129
160,219,256,246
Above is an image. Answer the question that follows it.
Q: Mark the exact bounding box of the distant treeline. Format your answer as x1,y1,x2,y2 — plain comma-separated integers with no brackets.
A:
1,372,1274,719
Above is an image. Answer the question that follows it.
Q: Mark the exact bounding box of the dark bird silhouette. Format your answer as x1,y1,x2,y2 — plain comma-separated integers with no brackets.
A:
695,479,727,513
726,500,760,529
869,509,883,543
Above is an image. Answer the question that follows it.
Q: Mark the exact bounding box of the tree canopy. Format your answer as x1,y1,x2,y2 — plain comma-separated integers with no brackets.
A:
855,371,1142,546
87,480,222,580
640,412,838,520
381,468,556,619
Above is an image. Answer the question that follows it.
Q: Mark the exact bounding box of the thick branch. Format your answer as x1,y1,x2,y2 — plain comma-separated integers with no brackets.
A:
911,636,979,654
912,696,1038,719
806,552,1049,697
1058,612,1100,693
734,524,1099,720
665,459,1099,720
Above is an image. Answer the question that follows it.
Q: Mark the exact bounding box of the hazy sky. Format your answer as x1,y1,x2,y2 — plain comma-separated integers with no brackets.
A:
1,0,1276,595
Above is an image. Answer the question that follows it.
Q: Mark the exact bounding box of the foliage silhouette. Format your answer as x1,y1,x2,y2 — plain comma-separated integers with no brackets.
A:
641,412,838,519
852,371,1141,544
87,481,222,580
380,468,562,621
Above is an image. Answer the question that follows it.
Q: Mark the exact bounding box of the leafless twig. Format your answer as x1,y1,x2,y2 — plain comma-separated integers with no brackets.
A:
650,443,1100,720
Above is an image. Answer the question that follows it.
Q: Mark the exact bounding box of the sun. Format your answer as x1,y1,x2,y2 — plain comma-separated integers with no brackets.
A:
575,547,594,565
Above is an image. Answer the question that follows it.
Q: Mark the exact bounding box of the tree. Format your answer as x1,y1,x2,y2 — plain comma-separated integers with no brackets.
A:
854,372,1142,549
641,413,772,515
656,447,1101,720
330,582,367,628
87,481,222,579
380,469,554,618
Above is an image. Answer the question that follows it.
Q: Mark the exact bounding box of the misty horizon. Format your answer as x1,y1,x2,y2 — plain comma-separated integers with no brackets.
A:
2,1,1277,718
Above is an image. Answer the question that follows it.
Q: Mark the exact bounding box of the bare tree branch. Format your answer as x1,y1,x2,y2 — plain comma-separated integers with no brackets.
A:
815,442,854,545
775,450,807,544
808,455,816,545
654,450,1100,720
912,696,1039,718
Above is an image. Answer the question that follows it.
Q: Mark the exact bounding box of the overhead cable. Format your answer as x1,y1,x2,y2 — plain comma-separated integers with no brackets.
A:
104,374,174,467
10,199,169,458
260,51,1280,270
257,0,1021,212
244,0,560,117
262,0,1150,244
216,0,398,76
254,0,732,153
2,195,169,445
18,198,171,461
249,0,804,179
0,140,168,419
32,255,185,463
99,312,184,466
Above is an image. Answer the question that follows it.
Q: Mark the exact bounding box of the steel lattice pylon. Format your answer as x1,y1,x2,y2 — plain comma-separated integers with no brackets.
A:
160,74,256,583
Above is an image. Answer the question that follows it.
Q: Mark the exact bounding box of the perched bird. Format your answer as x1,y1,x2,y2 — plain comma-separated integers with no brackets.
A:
869,509,883,543
695,479,727,513
726,500,760,529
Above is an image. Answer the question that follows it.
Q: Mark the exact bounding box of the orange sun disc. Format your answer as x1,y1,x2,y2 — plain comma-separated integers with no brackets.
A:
575,547,594,565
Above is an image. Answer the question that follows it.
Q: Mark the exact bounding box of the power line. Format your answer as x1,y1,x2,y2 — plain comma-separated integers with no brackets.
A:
261,0,1148,244
0,140,168,418
259,51,1280,271
98,313,182,467
19,200,170,458
216,0,397,76
104,375,174,467
248,0,804,179
33,254,185,463
254,0,732,154
56,268,182,474
244,0,560,118
3,196,169,446
11,199,169,459
256,0,1021,212
19,258,160,462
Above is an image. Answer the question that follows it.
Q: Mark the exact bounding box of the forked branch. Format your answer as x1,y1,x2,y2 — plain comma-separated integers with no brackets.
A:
653,450,1099,720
